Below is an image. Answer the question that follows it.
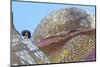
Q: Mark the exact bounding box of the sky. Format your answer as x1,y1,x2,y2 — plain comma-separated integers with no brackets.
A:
12,1,96,35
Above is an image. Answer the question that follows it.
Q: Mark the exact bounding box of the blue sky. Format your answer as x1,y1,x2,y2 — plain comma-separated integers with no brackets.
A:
12,1,95,35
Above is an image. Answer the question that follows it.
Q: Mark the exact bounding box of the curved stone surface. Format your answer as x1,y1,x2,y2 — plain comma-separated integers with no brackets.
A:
37,29,95,63
32,7,95,44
